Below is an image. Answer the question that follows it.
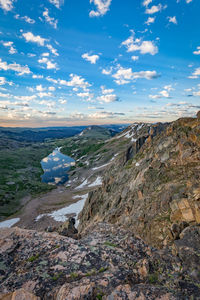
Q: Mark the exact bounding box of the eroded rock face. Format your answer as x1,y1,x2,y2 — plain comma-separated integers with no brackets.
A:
79,116,200,248
0,223,200,299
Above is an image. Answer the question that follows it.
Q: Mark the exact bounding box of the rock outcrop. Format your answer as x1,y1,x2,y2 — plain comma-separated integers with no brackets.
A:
0,223,200,299
79,114,200,248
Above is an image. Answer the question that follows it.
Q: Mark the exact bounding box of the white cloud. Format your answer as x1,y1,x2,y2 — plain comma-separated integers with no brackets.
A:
49,86,55,91
65,74,91,91
112,66,159,85
89,111,124,119
0,92,10,98
14,95,36,101
188,68,200,79
42,52,50,57
43,8,58,29
37,92,52,98
46,44,59,56
193,46,200,55
15,14,35,24
102,67,113,75
59,98,67,104
145,4,166,14
48,0,64,9
2,41,17,54
36,84,46,92
32,74,43,79
168,16,177,24
0,77,6,85
193,91,200,96
186,0,192,3
101,85,114,94
149,85,173,99
0,0,14,12
38,57,58,69
145,16,155,25
131,55,139,61
97,94,118,103
22,32,47,46
82,53,99,64
0,58,31,75
89,0,112,17
143,0,152,7
121,32,158,55
77,92,94,101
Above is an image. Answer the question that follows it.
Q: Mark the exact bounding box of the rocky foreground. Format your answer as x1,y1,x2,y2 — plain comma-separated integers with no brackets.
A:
0,223,200,299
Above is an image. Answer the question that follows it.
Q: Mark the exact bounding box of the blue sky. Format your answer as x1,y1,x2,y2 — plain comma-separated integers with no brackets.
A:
0,0,199,127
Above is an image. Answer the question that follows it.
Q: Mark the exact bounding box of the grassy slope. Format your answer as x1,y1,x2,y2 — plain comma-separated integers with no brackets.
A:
0,142,57,220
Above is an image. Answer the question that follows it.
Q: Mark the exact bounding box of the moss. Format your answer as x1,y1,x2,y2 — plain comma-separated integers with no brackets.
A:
27,253,40,262
70,272,79,279
148,273,158,284
52,272,64,281
104,241,117,248
99,267,108,273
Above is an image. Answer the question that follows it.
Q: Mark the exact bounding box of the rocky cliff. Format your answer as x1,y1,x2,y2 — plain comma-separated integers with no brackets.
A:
79,114,200,249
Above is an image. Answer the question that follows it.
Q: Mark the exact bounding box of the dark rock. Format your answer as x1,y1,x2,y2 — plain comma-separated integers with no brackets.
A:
57,217,78,238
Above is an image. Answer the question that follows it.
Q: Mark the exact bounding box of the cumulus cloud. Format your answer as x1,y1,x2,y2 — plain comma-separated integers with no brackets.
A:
15,14,35,24
89,111,124,119
188,67,200,79
22,32,47,46
142,0,152,6
168,16,177,24
46,44,59,56
102,67,113,75
2,41,17,54
145,16,155,25
48,0,64,9
38,57,58,69
131,56,139,61
64,74,91,91
0,0,14,12
14,95,36,101
121,32,158,55
32,74,43,79
145,4,166,14
193,46,200,55
89,0,112,17
101,86,114,94
37,92,52,98
43,8,58,29
149,85,173,99
82,53,99,64
111,65,159,85
0,58,31,75
97,94,118,103
0,92,10,98
59,98,67,104
36,84,46,92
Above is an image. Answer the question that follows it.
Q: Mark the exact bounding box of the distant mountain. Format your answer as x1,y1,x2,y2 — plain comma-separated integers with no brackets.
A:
77,125,122,140
0,124,129,145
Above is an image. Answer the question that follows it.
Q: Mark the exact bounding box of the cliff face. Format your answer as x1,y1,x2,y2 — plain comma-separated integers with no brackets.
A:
79,115,200,248
1,224,200,299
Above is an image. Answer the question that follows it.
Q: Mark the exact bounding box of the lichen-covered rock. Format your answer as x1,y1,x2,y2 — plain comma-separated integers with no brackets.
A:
0,223,200,299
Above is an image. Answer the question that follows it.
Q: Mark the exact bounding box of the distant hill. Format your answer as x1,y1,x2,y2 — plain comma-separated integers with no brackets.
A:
0,124,129,145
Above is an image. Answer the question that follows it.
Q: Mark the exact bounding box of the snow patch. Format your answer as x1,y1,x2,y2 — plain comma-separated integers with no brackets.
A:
0,218,20,228
36,194,88,223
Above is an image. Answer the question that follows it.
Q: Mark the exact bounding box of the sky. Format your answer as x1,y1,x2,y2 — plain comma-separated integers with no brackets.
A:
0,0,199,127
